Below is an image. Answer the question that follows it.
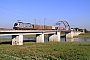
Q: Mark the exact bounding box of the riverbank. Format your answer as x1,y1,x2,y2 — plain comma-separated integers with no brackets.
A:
0,40,90,60
0,38,11,42
74,32,90,38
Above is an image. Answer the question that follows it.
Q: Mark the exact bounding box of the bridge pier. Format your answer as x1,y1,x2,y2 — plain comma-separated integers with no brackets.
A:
48,32,60,42
66,31,82,39
12,35,23,45
36,33,44,43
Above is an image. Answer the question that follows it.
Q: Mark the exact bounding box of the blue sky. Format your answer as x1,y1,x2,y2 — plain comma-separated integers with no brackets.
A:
0,0,90,30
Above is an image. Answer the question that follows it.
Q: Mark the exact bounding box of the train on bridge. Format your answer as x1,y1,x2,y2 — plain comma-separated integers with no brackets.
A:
0,21,70,30
13,21,70,30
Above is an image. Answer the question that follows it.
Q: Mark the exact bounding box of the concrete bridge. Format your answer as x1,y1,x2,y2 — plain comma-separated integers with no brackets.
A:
0,30,71,45
0,29,84,45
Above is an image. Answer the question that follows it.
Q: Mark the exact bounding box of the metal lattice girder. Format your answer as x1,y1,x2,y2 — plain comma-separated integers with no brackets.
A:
55,21,70,29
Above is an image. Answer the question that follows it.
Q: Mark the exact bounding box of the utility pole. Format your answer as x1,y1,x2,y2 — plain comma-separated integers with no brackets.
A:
35,19,36,25
44,18,46,29
34,19,36,29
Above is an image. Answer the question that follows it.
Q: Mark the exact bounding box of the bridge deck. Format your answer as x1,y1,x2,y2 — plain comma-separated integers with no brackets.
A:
0,30,71,32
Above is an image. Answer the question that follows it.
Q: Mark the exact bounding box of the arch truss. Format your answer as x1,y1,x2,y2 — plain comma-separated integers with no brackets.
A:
55,21,70,30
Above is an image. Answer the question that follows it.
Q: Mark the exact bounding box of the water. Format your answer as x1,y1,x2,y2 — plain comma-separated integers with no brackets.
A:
0,36,11,39
66,38,90,42
0,36,90,42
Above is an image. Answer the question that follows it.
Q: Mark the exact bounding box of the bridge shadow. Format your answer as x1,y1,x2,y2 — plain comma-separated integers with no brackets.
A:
23,40,36,42
0,41,12,45
0,40,36,45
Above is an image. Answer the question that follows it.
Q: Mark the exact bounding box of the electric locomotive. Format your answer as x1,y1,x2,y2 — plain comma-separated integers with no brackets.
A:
13,21,33,30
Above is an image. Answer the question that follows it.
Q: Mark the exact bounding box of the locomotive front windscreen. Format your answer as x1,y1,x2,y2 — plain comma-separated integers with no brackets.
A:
14,23,18,26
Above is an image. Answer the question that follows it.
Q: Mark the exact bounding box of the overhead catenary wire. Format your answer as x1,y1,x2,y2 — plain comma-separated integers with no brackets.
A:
0,6,45,19
0,6,48,25
0,6,57,26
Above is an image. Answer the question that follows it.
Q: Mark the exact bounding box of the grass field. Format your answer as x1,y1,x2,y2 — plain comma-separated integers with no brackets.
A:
0,39,90,60
74,32,90,38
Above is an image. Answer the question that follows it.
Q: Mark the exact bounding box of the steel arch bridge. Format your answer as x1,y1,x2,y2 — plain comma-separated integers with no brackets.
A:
55,21,70,30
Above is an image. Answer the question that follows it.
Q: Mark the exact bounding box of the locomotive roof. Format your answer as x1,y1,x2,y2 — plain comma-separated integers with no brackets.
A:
18,22,23,23
17,20,31,23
